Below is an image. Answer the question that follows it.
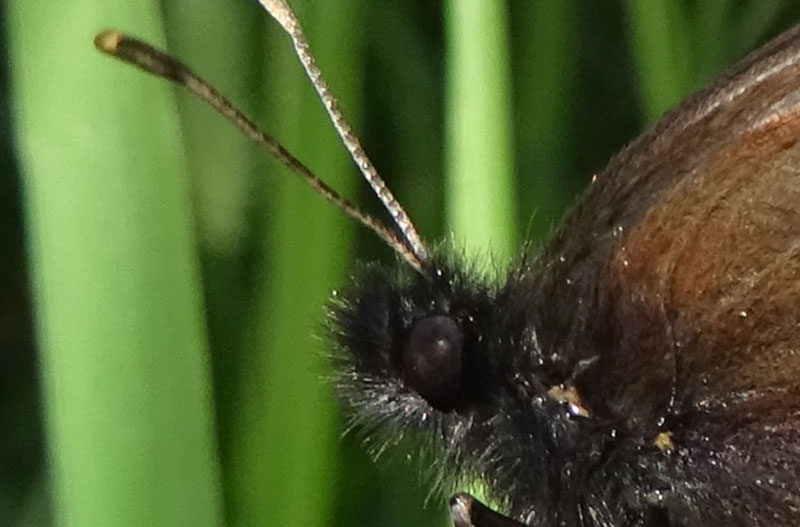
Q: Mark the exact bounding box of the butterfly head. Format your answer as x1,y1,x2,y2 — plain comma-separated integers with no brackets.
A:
330,249,495,413
330,249,557,489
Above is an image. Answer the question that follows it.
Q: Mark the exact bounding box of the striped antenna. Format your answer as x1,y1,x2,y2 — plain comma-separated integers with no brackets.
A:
257,0,430,265
93,20,427,271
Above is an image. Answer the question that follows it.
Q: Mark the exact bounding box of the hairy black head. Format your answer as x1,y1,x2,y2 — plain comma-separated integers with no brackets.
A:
330,247,502,423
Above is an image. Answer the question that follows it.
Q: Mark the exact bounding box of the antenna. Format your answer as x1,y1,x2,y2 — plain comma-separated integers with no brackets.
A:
256,0,429,265
93,8,428,271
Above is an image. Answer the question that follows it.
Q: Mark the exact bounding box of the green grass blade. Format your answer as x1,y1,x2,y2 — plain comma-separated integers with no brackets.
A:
692,0,733,80
161,1,260,254
159,8,263,518
7,2,223,526
444,0,516,262
512,1,579,243
625,0,692,120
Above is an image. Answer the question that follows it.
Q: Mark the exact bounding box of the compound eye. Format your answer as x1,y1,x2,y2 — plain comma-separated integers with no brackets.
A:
402,315,463,409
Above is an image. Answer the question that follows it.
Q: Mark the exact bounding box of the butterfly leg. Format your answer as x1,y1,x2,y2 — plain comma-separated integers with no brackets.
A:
449,493,527,527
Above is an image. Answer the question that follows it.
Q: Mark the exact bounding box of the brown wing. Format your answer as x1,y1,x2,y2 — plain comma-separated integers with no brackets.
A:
534,23,800,525
603,85,800,521
533,23,800,400
602,25,800,407
491,23,800,527
610,108,800,402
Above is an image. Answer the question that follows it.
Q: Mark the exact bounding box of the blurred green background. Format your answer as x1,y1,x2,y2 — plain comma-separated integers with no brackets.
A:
2,1,800,526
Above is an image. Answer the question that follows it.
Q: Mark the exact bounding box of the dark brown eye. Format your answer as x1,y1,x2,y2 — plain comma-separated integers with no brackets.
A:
402,315,463,409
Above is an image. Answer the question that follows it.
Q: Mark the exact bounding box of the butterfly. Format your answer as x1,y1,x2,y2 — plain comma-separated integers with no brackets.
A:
96,1,800,525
